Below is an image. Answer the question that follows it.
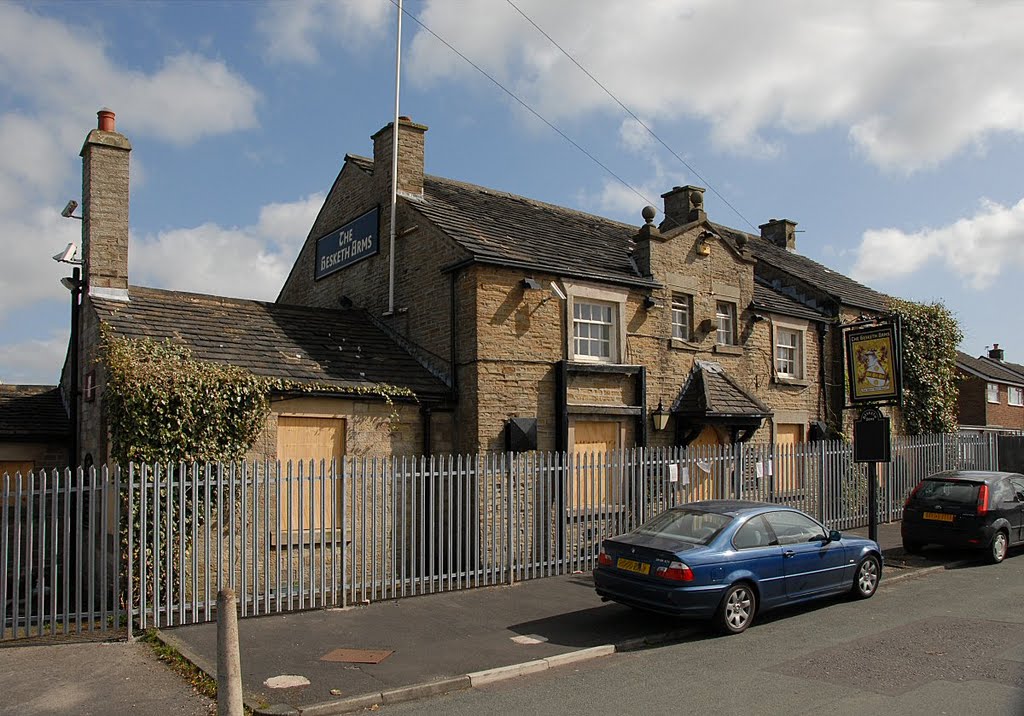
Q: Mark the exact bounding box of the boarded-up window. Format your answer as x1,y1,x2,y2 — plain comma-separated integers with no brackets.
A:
276,417,345,535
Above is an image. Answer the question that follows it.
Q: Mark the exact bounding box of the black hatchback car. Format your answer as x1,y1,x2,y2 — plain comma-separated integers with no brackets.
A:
901,470,1024,563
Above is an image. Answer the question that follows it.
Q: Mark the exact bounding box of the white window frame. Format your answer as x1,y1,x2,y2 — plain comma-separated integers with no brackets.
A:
573,300,615,362
1009,386,1024,407
564,281,628,364
715,301,737,346
671,294,692,341
987,383,1000,404
772,318,808,380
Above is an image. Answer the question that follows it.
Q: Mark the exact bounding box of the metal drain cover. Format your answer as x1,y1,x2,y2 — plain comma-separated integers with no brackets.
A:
320,648,394,664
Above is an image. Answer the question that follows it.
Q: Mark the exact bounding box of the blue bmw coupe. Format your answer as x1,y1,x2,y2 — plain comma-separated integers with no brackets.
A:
594,500,882,634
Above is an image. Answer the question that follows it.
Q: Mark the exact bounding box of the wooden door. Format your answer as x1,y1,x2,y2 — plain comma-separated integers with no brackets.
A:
572,421,620,508
276,417,346,533
775,423,804,492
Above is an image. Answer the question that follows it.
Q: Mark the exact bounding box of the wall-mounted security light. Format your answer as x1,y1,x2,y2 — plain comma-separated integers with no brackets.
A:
644,295,664,310
61,200,82,220
522,277,542,290
549,281,567,301
52,242,81,265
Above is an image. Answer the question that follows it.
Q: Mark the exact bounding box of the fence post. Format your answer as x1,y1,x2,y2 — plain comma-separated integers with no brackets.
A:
817,442,826,523
940,433,948,471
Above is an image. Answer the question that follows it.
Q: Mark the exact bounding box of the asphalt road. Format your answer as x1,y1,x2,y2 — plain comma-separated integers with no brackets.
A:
384,553,1024,716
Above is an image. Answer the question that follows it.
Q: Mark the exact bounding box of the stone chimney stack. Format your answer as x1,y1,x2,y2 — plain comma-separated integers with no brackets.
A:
80,108,131,299
759,218,798,251
372,116,428,198
988,343,1005,361
659,185,706,230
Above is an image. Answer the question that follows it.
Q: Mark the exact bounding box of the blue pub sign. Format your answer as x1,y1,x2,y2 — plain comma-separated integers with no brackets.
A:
314,207,380,280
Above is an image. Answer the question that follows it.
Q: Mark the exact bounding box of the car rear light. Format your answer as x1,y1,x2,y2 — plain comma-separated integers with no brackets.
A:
655,561,694,582
904,482,924,508
598,549,613,567
977,484,989,516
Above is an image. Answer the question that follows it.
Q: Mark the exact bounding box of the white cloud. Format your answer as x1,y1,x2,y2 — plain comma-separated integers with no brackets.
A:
0,3,263,328
130,193,324,300
852,197,1024,289
0,4,260,147
257,0,391,65
0,331,69,385
396,0,1024,172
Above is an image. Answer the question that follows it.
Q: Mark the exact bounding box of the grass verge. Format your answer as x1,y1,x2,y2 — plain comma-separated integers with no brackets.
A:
141,629,222,708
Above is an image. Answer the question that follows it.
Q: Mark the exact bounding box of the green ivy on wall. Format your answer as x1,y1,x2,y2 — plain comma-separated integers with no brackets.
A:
887,298,962,435
101,330,416,464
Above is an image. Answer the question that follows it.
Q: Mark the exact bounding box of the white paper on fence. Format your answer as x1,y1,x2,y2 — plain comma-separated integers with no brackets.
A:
669,464,678,482
696,461,711,474
755,460,764,478
678,466,689,485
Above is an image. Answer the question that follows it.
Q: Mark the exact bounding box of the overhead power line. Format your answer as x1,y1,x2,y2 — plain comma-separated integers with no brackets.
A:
386,0,659,213
504,0,757,232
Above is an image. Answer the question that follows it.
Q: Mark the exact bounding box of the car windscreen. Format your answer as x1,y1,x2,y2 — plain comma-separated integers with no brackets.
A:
633,509,733,545
915,480,980,505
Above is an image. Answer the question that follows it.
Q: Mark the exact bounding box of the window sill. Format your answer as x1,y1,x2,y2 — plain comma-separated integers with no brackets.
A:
669,337,700,352
774,376,809,387
712,344,743,356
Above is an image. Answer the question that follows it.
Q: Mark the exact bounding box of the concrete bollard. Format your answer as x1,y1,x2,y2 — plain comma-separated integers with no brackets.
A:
217,588,244,716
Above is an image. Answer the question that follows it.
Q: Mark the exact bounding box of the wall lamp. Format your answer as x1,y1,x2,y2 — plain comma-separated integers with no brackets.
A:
522,277,542,290
696,230,716,256
651,401,671,431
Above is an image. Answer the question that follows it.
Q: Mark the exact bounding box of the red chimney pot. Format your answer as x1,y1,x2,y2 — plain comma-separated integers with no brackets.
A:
97,109,116,132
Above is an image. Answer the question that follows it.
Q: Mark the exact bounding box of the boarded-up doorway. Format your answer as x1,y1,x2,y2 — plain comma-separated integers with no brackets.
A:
571,420,621,509
775,423,805,493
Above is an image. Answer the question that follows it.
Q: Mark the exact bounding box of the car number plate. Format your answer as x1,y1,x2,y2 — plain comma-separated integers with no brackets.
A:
923,511,954,522
615,557,650,575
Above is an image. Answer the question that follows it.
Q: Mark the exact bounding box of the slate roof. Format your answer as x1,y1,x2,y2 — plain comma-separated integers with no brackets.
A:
90,286,450,398
751,279,828,322
956,351,1024,386
0,385,70,440
347,155,656,288
999,359,1024,381
349,155,885,309
713,224,889,313
672,361,772,418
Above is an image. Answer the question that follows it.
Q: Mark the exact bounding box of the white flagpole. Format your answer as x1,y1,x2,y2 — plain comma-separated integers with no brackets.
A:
387,0,403,316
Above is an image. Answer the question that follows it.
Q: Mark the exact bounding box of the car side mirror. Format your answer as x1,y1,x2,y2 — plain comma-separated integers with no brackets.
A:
828,529,842,543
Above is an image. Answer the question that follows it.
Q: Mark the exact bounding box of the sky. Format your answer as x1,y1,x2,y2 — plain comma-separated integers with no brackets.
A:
1,0,1023,385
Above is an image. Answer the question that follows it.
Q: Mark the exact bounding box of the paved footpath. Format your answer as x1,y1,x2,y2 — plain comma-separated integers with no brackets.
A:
0,640,212,716
160,520,942,714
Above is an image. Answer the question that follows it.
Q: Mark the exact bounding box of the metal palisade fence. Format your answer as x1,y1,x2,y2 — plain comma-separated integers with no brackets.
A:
0,432,998,641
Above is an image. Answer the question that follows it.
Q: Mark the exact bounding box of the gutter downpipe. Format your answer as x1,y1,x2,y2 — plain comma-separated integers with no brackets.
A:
387,0,402,316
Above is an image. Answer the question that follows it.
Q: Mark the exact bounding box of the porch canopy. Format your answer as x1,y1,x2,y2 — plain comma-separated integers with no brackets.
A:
672,360,772,444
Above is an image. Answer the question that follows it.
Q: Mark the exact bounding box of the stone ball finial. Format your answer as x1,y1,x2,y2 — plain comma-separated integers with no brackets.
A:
690,190,703,207
641,205,657,224
735,233,748,248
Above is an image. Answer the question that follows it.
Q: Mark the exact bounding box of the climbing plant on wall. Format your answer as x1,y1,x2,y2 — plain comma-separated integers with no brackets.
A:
887,298,962,435
101,330,416,464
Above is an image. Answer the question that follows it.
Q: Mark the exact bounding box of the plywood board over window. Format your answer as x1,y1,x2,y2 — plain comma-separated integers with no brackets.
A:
276,416,346,538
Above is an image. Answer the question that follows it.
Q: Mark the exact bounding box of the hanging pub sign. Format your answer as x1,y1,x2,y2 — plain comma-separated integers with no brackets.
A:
314,207,380,280
844,321,903,405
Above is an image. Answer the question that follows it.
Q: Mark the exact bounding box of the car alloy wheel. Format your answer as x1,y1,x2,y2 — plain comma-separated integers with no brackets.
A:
719,583,755,634
852,555,880,599
989,531,1008,564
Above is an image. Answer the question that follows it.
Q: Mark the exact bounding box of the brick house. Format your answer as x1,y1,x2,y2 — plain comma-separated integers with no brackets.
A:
278,117,894,460
0,385,70,477
956,345,1024,432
